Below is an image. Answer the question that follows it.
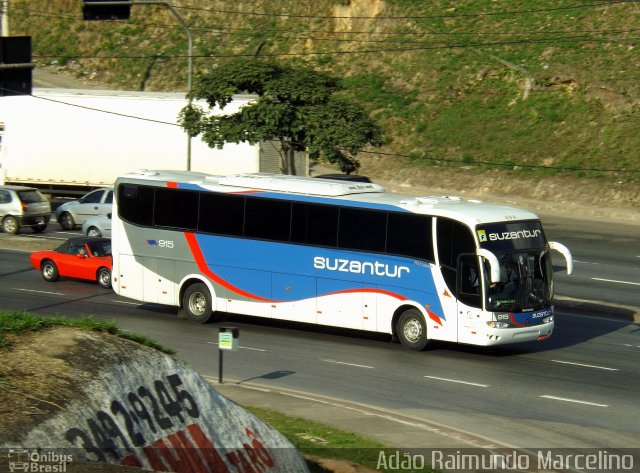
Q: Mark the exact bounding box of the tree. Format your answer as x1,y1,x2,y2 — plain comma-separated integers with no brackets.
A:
179,59,383,174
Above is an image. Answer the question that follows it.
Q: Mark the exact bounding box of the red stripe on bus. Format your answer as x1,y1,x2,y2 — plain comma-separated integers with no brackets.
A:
184,232,274,302
325,287,407,300
509,312,524,327
427,310,444,326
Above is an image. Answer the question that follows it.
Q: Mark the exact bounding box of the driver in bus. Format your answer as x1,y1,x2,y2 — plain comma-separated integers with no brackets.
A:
489,254,519,299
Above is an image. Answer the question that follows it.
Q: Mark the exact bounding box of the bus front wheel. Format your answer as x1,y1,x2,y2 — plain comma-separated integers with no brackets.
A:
183,283,215,324
396,309,429,351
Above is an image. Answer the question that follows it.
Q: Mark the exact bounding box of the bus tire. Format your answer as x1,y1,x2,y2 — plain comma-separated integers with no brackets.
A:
183,283,215,324
396,308,429,351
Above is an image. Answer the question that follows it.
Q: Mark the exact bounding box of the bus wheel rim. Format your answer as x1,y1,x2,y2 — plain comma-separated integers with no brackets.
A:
189,292,206,315
403,318,422,342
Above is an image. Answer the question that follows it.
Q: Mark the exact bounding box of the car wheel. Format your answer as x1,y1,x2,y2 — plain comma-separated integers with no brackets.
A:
59,212,75,230
41,260,60,282
396,308,429,351
97,268,112,289
32,223,48,233
182,282,216,323
2,216,19,234
87,226,102,237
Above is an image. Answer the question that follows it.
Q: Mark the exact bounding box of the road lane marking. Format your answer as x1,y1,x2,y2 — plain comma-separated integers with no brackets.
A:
0,247,31,253
540,395,608,407
14,288,64,296
573,259,600,265
552,360,619,371
22,235,67,240
112,300,139,305
322,359,374,369
424,375,489,387
203,377,271,391
592,277,640,286
207,342,266,352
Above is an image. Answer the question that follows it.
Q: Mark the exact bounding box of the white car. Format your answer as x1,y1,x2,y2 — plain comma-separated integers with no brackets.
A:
82,213,112,238
55,188,113,230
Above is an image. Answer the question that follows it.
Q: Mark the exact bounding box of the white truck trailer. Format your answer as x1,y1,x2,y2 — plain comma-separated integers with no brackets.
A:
0,88,304,195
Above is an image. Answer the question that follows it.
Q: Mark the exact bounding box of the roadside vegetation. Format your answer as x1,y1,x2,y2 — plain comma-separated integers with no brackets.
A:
244,405,436,473
0,311,174,353
11,0,640,188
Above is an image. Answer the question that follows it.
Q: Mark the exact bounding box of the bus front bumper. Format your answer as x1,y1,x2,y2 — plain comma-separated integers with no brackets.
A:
483,322,554,345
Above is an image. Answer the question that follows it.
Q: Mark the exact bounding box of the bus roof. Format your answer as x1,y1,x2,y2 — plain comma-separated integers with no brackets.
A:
117,170,540,226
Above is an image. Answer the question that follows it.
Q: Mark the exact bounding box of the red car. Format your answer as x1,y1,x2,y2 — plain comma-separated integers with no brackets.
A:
30,237,113,289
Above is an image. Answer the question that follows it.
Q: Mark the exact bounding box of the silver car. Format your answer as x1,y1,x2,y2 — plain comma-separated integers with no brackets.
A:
55,187,113,230
0,185,52,234
82,213,112,238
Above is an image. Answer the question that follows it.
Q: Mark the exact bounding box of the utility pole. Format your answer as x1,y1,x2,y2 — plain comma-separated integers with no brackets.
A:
83,1,193,170
1,0,9,37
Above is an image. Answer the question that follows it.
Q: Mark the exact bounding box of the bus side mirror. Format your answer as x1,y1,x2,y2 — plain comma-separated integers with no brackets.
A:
477,248,500,283
549,241,573,275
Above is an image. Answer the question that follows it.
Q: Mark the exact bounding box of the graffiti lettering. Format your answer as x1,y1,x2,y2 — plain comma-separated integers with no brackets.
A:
120,424,276,473
65,373,200,460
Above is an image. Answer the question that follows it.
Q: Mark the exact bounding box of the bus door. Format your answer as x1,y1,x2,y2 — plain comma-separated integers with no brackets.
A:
456,254,485,344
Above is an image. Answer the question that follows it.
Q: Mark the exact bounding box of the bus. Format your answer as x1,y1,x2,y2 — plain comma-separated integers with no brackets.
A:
111,170,573,351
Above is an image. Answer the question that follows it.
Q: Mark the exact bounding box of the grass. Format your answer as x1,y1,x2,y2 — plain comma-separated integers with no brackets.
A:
243,406,438,473
0,311,175,354
10,0,640,184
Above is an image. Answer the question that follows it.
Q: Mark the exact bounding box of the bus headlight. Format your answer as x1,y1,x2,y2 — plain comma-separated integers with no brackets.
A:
487,321,510,329
542,316,554,324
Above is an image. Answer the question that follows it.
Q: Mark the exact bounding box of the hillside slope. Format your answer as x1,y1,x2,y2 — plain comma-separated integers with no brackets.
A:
12,0,640,211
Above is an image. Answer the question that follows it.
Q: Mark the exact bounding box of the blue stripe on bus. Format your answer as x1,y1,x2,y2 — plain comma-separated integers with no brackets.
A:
193,233,444,319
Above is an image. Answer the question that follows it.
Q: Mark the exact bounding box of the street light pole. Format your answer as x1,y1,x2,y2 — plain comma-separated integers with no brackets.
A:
83,1,193,170
1,0,9,37
144,1,193,171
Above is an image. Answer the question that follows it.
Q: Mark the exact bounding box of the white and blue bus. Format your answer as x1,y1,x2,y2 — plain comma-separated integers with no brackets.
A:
111,170,573,350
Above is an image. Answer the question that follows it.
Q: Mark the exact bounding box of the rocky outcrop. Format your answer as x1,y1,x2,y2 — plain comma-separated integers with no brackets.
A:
0,327,309,472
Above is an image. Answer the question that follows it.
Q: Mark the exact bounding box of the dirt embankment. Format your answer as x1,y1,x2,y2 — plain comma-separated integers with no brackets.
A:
316,154,640,223
34,66,640,223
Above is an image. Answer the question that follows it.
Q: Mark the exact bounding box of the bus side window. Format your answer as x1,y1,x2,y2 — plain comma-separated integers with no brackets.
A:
198,193,244,236
457,255,482,308
154,188,198,230
244,197,291,241
437,218,475,296
387,213,434,261
338,207,386,252
291,203,339,247
117,184,154,226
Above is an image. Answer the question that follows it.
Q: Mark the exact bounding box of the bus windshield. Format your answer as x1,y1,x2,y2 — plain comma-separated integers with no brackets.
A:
485,251,553,313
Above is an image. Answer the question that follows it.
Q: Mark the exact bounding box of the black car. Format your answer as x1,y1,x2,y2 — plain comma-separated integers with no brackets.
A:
313,174,373,183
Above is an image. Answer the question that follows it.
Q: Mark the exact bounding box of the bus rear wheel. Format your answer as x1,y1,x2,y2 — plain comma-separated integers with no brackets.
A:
396,308,429,351
183,283,215,323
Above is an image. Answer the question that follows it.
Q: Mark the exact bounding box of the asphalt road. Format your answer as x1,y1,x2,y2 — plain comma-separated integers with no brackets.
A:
0,214,638,451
